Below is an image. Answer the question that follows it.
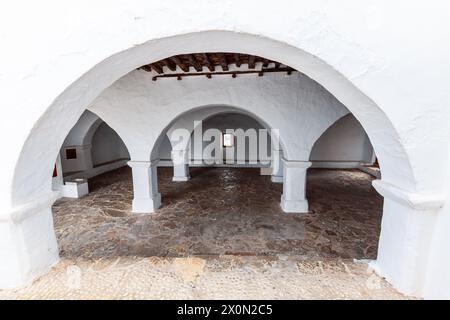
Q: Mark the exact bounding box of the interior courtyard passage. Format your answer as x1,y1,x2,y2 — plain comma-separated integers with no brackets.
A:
0,166,411,299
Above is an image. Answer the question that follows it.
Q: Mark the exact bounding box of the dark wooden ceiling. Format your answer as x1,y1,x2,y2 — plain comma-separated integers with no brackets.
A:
139,53,294,75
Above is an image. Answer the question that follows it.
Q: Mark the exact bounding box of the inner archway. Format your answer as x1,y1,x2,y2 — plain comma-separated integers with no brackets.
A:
51,108,384,261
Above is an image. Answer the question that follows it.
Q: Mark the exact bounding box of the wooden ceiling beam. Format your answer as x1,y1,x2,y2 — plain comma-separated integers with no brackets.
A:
202,53,215,72
150,63,163,74
162,59,177,72
234,53,241,67
151,67,295,81
248,55,256,69
187,54,203,72
218,53,229,71
170,56,189,72
142,53,288,75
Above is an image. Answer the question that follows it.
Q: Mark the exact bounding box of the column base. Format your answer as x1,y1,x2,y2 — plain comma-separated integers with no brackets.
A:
1,200,60,289
280,195,309,213
132,193,161,213
271,175,283,183
172,175,190,182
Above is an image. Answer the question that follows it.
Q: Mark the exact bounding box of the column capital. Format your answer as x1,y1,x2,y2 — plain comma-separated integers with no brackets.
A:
281,158,312,169
127,160,159,168
372,180,445,211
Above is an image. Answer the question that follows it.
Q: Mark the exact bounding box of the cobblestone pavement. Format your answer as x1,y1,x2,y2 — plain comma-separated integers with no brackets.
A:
0,167,410,299
0,256,408,299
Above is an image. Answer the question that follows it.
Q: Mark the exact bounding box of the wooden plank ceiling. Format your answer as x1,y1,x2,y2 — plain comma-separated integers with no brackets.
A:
139,52,295,80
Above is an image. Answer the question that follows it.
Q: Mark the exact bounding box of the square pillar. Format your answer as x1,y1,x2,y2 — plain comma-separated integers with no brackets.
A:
128,160,161,213
271,149,284,183
171,149,190,182
371,180,444,296
0,194,60,288
280,159,311,213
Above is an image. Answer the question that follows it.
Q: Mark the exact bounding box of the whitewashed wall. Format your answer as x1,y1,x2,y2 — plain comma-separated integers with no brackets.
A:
60,115,130,176
90,69,348,163
310,114,374,168
1,1,449,298
158,112,270,164
91,122,130,167
158,112,373,168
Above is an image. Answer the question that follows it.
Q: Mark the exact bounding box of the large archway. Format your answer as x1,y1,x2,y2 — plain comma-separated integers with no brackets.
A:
12,32,415,205
4,31,432,296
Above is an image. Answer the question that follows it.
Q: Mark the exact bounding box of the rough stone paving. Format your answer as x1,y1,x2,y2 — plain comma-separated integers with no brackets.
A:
0,167,410,299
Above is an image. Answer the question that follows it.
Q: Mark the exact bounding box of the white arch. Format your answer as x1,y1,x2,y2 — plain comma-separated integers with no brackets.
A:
5,30,433,295
62,110,103,147
157,105,286,157
90,68,349,166
11,31,416,206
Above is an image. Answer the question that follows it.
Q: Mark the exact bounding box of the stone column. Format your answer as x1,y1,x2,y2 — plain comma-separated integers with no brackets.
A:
371,180,444,296
271,149,284,183
128,160,161,213
171,149,190,181
280,159,312,213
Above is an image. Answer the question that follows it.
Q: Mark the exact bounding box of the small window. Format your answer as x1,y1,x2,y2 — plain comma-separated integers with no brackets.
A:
223,133,234,147
66,148,77,159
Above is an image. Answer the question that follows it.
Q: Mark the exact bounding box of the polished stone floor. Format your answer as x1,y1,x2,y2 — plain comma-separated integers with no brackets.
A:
53,167,383,260
1,167,405,299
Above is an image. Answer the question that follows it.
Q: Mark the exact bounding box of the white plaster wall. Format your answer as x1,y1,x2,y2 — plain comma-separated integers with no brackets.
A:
60,111,130,175
4,2,450,208
310,114,374,167
190,113,270,164
91,122,130,166
158,136,172,161
61,111,101,147
158,112,269,162
90,69,348,164
1,1,450,296
423,145,450,299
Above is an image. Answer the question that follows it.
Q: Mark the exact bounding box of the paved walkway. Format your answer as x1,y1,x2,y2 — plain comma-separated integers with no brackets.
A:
0,167,410,299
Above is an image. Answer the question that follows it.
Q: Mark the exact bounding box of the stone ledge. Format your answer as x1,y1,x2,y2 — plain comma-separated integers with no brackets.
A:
0,191,60,223
372,180,445,211
127,160,159,168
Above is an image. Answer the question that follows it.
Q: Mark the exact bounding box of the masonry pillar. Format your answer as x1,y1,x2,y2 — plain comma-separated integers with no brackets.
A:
128,160,161,213
370,180,444,296
171,149,190,182
271,148,284,183
0,194,60,288
280,159,311,213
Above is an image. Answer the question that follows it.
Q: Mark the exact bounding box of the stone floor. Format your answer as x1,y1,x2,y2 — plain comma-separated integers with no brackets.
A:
54,167,382,260
0,167,410,299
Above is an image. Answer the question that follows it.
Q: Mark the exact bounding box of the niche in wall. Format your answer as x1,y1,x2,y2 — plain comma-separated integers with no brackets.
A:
65,148,77,159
